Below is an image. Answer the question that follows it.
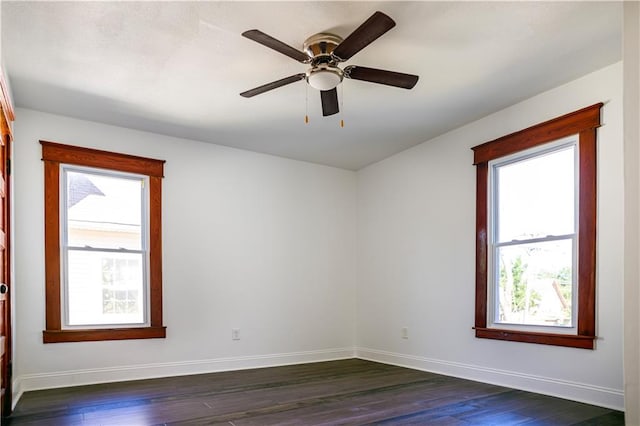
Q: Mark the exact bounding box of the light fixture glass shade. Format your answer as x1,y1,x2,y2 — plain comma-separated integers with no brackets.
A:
307,68,342,91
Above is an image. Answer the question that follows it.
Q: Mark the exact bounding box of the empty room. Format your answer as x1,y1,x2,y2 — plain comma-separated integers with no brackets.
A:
0,1,639,425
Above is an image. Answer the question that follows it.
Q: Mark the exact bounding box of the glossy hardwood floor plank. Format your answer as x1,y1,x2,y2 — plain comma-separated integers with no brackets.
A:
8,359,623,425
175,380,507,425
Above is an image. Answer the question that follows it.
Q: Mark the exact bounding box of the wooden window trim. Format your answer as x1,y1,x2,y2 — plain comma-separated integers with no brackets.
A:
41,141,166,343
0,70,15,138
472,103,602,349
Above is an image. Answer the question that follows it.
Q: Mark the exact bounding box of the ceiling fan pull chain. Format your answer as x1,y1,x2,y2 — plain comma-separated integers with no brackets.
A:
305,84,310,124
340,83,345,128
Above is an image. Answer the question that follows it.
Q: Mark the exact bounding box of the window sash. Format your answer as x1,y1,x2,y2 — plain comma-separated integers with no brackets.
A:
489,236,577,333
62,248,149,328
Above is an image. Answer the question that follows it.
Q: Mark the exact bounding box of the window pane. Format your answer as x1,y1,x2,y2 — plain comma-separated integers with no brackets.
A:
495,239,573,327
496,146,575,242
66,171,142,250
67,250,145,326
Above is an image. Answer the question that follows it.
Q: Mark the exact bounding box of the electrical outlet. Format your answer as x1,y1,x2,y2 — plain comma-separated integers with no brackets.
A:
401,327,408,339
232,328,240,340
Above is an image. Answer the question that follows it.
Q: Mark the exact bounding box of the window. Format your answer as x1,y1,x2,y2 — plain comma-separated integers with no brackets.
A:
42,141,166,343
472,103,602,349
64,167,146,327
490,140,577,330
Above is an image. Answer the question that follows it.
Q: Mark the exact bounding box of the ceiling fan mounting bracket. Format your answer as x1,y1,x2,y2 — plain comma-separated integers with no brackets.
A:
303,33,344,63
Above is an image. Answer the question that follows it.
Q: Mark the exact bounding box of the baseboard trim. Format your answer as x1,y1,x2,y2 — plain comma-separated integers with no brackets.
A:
355,347,624,411
12,346,355,409
12,347,623,412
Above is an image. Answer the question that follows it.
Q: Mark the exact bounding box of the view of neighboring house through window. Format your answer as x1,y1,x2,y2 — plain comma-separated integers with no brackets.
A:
63,167,148,327
489,137,576,331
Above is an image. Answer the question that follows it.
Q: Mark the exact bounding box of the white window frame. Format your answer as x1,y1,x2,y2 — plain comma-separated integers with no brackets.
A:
486,135,579,335
60,164,151,329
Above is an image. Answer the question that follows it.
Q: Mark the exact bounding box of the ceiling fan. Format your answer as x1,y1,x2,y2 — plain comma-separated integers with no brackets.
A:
239,11,419,117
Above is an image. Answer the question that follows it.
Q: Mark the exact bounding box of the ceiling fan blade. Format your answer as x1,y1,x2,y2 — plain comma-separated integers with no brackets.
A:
344,65,419,89
242,30,311,63
321,88,339,116
332,11,396,61
240,73,306,98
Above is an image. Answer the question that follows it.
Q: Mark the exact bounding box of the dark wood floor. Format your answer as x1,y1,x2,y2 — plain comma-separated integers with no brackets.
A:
7,359,624,425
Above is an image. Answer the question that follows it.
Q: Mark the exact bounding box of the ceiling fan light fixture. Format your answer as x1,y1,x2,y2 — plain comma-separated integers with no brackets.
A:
306,66,343,91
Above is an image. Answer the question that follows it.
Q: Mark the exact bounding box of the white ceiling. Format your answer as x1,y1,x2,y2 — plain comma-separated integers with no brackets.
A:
1,1,622,170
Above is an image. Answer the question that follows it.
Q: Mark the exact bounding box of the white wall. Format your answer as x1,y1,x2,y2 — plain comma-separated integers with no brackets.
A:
356,62,624,410
623,1,640,423
12,109,357,399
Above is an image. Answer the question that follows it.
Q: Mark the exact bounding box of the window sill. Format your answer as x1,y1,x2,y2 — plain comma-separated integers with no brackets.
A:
43,326,166,343
474,327,595,349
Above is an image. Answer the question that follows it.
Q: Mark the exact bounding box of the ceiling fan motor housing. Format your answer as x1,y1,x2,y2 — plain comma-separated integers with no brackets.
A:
303,33,343,60
303,33,345,91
